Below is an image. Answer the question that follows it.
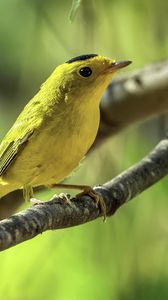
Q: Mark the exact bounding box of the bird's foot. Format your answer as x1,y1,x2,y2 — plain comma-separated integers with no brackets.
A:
30,198,46,205
30,193,71,206
50,183,106,220
76,186,106,221
58,193,72,205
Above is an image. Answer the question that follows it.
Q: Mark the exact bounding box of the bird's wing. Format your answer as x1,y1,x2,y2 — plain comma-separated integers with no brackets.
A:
0,129,34,176
0,92,45,177
0,83,61,177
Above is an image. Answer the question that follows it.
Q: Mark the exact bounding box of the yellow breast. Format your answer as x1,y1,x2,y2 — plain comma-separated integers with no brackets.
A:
4,99,100,187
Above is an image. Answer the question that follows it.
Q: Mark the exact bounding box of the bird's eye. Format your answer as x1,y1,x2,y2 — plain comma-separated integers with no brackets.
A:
79,67,92,77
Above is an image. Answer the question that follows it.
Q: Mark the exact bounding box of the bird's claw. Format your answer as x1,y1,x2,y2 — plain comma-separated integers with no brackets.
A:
58,193,72,205
76,187,106,221
30,198,46,205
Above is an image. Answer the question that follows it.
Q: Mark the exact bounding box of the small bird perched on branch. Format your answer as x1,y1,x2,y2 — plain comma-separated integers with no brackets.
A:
0,54,131,216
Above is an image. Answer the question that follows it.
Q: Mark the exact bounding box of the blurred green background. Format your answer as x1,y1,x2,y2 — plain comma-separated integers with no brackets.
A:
0,0,168,299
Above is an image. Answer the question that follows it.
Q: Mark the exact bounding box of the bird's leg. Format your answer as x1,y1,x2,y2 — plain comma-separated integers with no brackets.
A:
23,184,45,205
23,184,34,202
50,183,106,219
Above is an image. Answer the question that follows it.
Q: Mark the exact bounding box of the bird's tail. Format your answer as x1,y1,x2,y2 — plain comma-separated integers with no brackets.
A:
0,178,18,199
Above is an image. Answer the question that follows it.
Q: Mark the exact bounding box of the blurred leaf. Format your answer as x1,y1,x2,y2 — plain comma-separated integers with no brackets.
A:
69,0,82,22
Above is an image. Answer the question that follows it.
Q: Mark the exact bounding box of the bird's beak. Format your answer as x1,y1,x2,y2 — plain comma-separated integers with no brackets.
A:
104,60,132,74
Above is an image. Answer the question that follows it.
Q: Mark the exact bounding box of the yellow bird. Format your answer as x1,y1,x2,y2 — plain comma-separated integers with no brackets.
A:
0,54,131,213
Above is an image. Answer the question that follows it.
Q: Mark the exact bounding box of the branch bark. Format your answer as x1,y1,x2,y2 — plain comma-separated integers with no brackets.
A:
93,59,168,148
0,136,168,251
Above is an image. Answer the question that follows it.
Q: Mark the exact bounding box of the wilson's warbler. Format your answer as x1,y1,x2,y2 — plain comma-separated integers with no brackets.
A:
0,54,131,214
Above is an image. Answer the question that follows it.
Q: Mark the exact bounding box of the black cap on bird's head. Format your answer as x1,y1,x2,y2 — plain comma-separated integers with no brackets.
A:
66,54,98,64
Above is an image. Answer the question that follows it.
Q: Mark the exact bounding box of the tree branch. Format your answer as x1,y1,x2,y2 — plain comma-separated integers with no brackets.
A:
1,60,168,219
93,59,168,148
0,136,168,251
